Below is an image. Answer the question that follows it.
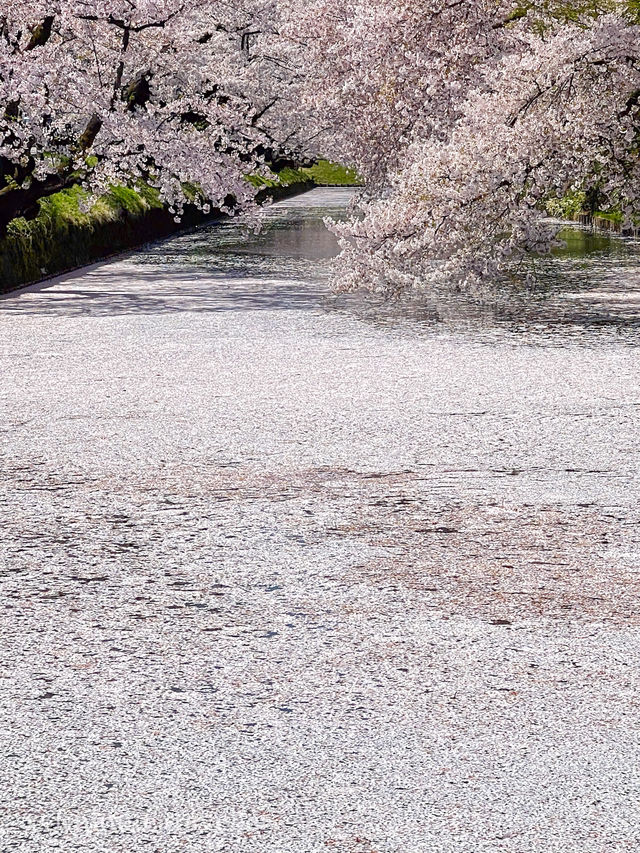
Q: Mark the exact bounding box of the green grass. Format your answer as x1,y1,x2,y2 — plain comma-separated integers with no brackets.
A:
107,183,163,214
248,159,362,189
301,160,362,186
246,168,305,189
591,210,624,224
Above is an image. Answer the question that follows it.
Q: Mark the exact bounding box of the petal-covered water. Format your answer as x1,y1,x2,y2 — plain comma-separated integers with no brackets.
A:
1,189,639,852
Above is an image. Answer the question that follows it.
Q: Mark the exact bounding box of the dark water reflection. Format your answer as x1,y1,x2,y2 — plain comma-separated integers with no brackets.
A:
4,188,640,346
147,192,640,345
136,195,346,276
333,225,640,346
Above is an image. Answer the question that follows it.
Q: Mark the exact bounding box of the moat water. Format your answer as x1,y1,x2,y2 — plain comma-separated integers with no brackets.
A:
1,189,639,852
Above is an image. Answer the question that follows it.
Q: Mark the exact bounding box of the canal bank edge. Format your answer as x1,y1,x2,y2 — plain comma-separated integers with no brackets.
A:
0,176,322,295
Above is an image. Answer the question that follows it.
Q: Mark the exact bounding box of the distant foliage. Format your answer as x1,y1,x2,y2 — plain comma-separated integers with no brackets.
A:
545,192,588,221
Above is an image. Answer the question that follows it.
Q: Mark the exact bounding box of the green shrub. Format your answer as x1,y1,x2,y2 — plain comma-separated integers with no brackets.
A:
545,190,587,220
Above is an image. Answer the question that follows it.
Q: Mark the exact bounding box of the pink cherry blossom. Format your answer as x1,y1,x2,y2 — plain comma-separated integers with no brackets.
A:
0,1,295,231
284,1,640,291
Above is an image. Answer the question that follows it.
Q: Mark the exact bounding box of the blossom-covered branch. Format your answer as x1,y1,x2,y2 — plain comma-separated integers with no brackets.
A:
0,0,295,233
285,0,640,292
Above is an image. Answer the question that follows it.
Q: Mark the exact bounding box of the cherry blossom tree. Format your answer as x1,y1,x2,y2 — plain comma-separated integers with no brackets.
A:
284,1,640,292
3,0,639,292
0,0,294,234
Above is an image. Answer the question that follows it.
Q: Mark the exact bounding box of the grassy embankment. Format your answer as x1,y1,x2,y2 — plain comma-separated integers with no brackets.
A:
0,160,360,293
249,159,361,189
546,191,639,236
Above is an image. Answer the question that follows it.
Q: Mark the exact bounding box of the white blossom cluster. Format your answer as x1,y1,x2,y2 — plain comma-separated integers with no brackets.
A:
283,1,640,292
0,1,294,228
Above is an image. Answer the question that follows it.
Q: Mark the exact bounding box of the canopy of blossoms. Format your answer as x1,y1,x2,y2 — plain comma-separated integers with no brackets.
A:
2,1,640,291
284,0,640,291
0,1,296,232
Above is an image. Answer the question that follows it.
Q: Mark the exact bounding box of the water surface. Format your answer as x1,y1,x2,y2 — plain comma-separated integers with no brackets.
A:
1,188,639,853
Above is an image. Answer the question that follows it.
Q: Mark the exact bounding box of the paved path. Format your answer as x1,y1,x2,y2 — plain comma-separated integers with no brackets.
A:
1,189,640,852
